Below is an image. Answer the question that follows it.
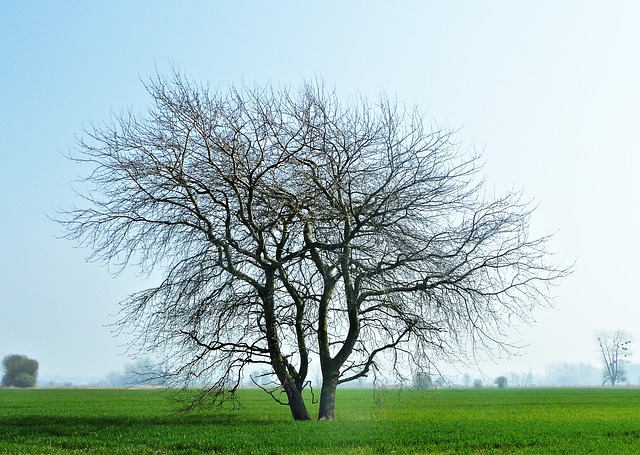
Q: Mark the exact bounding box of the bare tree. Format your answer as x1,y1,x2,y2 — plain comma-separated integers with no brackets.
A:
597,330,632,386
60,72,568,420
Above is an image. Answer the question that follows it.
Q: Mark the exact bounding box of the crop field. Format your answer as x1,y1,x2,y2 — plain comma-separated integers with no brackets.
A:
1,387,639,454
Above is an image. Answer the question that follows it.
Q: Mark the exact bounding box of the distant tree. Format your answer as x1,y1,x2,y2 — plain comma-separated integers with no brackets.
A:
543,362,600,386
105,358,169,387
597,330,632,386
494,376,508,388
104,371,127,387
508,372,522,387
473,379,483,388
59,72,569,421
433,376,447,388
625,363,640,386
412,371,432,389
462,373,472,387
124,357,169,386
1,355,38,388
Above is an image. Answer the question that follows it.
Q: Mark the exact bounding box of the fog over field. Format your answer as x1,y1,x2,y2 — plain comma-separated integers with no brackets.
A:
1,2,639,385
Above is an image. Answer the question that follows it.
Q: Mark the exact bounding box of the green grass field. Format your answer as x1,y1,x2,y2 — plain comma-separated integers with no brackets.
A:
1,387,639,454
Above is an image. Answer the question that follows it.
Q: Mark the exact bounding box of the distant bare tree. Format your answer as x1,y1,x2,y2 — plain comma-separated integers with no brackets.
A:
59,72,569,420
597,330,632,386
544,362,600,386
412,370,432,389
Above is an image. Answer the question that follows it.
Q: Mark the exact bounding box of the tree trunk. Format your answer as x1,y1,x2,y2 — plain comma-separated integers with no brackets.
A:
318,374,338,420
284,382,311,421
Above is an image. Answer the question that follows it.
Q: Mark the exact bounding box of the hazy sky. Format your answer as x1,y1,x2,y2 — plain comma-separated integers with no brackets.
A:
1,1,639,383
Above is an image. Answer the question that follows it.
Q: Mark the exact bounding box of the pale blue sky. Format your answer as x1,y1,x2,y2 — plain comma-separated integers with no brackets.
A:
1,1,639,382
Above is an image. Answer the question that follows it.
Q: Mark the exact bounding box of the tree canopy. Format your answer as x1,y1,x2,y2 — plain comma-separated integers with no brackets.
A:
60,73,568,420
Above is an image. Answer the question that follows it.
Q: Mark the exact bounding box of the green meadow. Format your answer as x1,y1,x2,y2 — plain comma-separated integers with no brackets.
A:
1,387,639,454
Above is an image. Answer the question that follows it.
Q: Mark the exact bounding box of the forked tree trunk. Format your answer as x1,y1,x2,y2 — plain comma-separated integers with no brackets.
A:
317,373,339,420
262,270,310,421
284,382,311,421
